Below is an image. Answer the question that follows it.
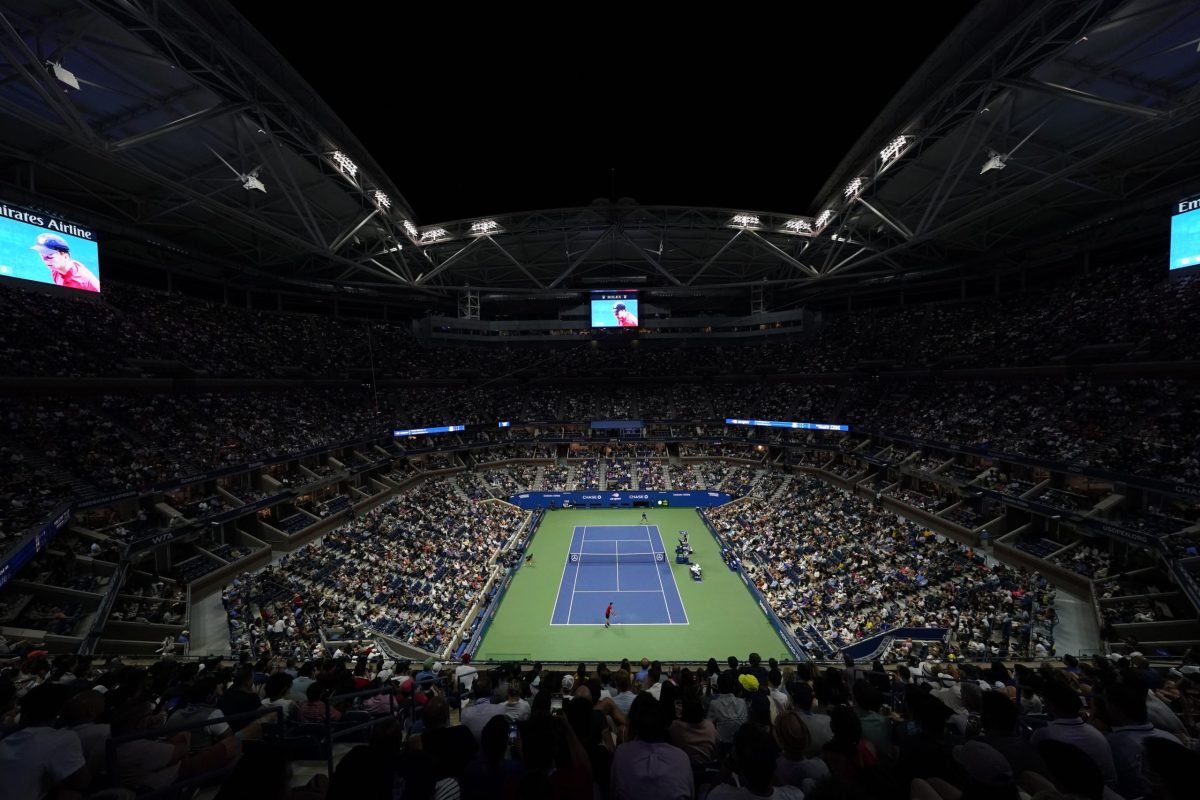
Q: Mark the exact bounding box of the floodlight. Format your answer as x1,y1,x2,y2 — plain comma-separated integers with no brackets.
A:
815,210,833,229
784,218,813,233
420,228,448,242
880,135,909,163
980,151,1006,174
332,151,358,178
403,220,419,238
731,214,760,227
373,190,391,209
48,61,79,90
844,177,865,198
471,219,498,234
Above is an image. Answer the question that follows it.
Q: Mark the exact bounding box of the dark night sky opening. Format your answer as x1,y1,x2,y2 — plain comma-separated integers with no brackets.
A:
240,7,979,223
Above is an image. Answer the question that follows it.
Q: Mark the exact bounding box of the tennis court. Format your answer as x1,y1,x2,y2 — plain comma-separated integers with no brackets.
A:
549,525,688,625
475,508,792,661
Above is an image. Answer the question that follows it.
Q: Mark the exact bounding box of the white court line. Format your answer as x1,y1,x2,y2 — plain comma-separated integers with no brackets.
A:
614,536,620,593
648,523,691,624
549,526,581,626
566,525,585,625
549,621,683,626
645,524,673,624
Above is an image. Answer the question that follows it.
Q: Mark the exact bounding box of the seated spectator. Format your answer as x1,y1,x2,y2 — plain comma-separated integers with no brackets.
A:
610,694,692,800
296,681,340,723
0,683,89,799
461,676,508,741
822,705,882,792
774,709,831,793
168,677,233,752
1030,681,1117,787
710,722,805,799
708,672,749,745
669,687,718,764
261,671,297,720
461,714,524,800
1102,679,1181,800
61,689,110,779
409,695,478,783
110,699,244,791
503,683,531,722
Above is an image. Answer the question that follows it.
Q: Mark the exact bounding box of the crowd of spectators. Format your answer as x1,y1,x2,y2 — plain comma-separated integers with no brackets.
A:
6,375,1200,537
709,476,1057,660
2,643,1199,800
222,479,523,659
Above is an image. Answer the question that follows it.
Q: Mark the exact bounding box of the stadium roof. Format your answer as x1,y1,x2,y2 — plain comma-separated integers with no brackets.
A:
2,0,1200,312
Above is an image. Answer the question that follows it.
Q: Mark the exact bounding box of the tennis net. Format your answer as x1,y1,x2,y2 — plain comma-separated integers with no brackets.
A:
567,551,666,564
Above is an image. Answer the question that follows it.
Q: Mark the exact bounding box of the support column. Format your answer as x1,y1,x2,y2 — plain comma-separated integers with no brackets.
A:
459,288,480,320
750,284,765,315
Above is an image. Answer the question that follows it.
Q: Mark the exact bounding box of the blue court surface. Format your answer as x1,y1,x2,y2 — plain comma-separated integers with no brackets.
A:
550,525,689,625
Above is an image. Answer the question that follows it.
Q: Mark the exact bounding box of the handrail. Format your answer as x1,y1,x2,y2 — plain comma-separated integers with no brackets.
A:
105,704,283,800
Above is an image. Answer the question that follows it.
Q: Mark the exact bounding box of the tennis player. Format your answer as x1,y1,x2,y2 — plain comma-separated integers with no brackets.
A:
640,511,648,523
605,602,614,628
613,302,638,327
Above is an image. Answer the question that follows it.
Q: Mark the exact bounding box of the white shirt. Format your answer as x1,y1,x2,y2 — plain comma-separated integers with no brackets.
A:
504,698,531,722
460,699,508,741
0,726,86,800
455,664,479,692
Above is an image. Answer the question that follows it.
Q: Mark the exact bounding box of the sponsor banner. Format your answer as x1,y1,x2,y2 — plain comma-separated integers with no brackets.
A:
0,503,74,590
77,489,138,509
725,418,849,431
505,491,733,509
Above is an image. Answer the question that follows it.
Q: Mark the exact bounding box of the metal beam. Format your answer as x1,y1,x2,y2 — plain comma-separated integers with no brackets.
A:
111,101,251,150
998,78,1163,119
743,230,819,277
685,229,744,286
413,236,483,286
481,235,546,289
547,226,614,288
619,230,683,286
855,197,914,240
329,209,379,253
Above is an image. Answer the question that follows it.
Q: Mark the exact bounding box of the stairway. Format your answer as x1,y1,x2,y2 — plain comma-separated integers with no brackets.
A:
533,465,546,491
770,474,795,503
449,479,472,503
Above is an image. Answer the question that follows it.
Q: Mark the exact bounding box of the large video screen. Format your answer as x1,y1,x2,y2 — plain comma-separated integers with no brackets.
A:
1170,197,1200,272
0,202,100,292
590,290,639,328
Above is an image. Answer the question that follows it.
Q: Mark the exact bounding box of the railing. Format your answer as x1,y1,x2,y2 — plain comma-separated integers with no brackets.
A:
79,559,129,655
105,704,283,800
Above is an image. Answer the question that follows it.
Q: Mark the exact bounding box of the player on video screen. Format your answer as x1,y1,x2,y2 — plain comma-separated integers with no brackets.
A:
613,302,638,327
31,233,99,292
